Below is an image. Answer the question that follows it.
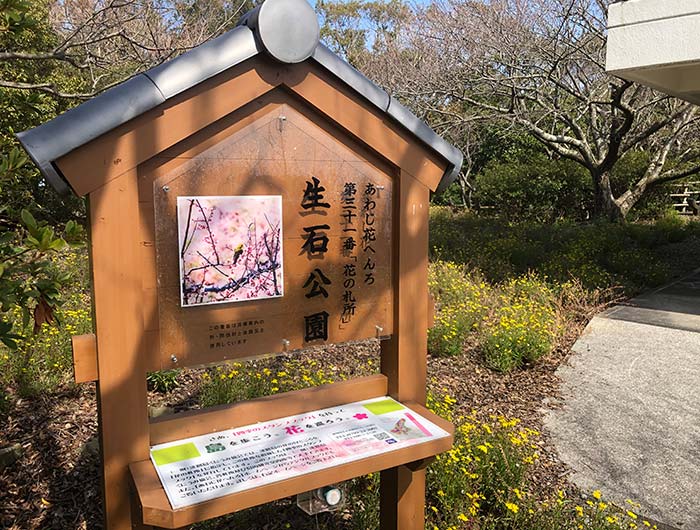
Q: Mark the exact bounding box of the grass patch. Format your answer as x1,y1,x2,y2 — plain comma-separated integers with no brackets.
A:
354,409,658,530
197,368,658,529
199,356,354,408
428,262,490,358
147,370,180,393
422,391,658,530
481,275,557,371
425,393,535,527
0,212,678,528
428,264,561,371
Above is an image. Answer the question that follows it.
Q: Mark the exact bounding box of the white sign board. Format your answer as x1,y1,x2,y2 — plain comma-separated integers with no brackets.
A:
150,396,449,509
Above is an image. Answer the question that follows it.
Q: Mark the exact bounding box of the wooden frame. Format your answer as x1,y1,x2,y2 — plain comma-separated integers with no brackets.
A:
56,53,452,530
130,376,453,528
132,404,452,528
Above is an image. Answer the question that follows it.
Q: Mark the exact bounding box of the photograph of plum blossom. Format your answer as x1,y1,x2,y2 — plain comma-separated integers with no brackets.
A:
178,195,283,307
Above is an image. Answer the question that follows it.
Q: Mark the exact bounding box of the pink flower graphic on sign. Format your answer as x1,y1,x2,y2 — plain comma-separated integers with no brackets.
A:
285,426,304,435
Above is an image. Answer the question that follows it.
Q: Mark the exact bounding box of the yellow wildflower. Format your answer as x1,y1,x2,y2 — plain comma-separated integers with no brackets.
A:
505,502,519,514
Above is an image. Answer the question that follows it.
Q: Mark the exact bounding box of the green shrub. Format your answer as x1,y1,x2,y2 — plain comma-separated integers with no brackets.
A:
429,207,696,293
474,144,592,224
199,357,346,408
625,210,695,247
423,391,657,530
199,363,273,408
428,261,558,370
429,305,471,357
147,370,180,393
0,292,92,396
348,473,380,530
0,246,91,397
652,210,687,242
428,262,490,357
606,247,669,288
481,276,556,372
482,314,553,372
425,392,537,528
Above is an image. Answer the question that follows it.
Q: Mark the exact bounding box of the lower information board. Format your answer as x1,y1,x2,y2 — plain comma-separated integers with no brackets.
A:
150,396,450,509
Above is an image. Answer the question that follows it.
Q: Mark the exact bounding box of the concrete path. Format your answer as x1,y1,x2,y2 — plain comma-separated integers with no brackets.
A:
544,270,700,529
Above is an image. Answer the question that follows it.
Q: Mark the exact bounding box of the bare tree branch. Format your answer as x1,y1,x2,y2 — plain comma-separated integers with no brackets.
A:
1,0,252,100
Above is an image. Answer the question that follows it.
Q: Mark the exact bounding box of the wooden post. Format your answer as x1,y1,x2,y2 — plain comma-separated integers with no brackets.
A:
89,172,151,530
380,170,430,530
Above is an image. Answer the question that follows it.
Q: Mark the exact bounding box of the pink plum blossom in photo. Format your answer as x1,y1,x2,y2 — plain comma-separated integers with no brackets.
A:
177,195,283,307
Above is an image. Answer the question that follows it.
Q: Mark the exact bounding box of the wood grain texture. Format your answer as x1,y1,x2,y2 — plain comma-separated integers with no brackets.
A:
71,333,98,383
285,65,445,192
380,170,431,530
54,51,452,530
57,62,278,197
89,171,151,530
380,466,427,530
381,171,429,404
149,104,393,369
55,58,447,198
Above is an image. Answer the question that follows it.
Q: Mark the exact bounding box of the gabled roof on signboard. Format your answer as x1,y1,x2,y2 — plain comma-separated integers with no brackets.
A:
16,0,462,197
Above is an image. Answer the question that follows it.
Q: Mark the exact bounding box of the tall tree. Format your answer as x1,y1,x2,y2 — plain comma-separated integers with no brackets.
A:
363,0,700,220
317,0,410,69
2,0,253,99
0,0,251,350
0,0,253,222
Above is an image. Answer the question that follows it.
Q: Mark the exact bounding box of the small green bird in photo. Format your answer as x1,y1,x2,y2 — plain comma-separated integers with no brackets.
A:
233,243,244,265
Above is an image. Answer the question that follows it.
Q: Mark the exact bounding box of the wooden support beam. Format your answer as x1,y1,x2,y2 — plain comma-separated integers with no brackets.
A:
53,51,452,530
71,333,98,383
89,171,151,530
404,456,436,472
132,402,452,528
380,171,431,530
380,466,426,530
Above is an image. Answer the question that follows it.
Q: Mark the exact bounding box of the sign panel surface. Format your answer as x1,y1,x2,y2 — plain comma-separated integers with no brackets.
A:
150,397,449,509
153,105,394,368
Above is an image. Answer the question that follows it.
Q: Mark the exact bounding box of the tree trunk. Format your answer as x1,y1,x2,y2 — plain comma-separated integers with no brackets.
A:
592,171,624,222
457,174,473,210
616,190,643,220
616,176,655,220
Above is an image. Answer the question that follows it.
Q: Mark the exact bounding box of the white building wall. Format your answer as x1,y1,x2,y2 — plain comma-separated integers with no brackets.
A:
607,0,700,103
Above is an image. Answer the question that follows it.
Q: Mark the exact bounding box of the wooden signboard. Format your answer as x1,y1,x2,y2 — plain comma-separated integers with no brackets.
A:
151,107,393,368
17,0,463,529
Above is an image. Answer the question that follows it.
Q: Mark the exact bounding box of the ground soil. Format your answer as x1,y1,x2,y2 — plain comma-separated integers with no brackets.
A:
0,323,589,530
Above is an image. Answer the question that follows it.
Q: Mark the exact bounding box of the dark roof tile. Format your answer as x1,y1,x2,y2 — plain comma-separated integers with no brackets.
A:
17,0,462,196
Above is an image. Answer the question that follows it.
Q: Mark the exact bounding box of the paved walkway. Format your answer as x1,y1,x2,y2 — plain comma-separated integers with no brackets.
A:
544,270,700,529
